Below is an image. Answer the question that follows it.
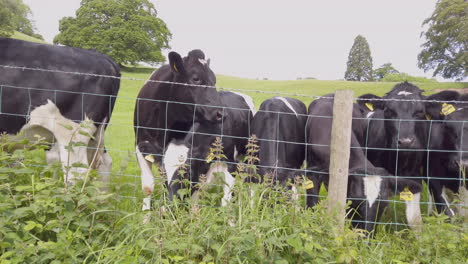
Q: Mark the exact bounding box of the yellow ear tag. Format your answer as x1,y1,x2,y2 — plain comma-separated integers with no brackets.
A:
425,114,432,120
440,103,456,116
400,187,414,201
145,154,155,163
365,102,374,111
304,180,314,190
173,64,178,73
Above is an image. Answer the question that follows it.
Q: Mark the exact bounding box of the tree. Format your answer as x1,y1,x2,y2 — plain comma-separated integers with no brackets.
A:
54,0,172,65
418,0,467,81
344,35,373,81
373,63,399,81
0,0,42,39
0,4,14,37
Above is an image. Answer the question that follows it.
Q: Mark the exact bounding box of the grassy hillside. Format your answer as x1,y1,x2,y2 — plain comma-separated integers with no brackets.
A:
11,31,48,44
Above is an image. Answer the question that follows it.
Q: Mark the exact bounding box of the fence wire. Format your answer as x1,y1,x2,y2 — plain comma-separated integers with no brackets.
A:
0,64,467,231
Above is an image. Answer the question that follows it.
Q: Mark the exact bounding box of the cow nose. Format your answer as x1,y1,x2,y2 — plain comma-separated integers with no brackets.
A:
398,137,414,147
216,110,223,121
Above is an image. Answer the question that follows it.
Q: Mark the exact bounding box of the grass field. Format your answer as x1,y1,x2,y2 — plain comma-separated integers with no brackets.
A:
11,31,48,44
105,66,467,213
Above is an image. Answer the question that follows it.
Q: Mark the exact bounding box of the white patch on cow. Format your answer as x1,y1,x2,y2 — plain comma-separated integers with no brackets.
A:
222,167,235,206
275,97,298,117
441,186,455,216
231,91,256,116
405,192,422,231
234,146,239,161
205,162,235,206
397,91,413,96
291,185,299,201
198,59,208,65
23,100,96,184
366,111,375,118
163,142,189,184
97,151,112,190
363,176,382,208
136,146,155,196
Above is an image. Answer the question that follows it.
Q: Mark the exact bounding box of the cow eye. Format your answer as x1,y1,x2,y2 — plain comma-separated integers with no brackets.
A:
192,76,201,84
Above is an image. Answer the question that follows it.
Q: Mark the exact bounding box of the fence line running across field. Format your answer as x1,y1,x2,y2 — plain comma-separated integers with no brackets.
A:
1,64,467,231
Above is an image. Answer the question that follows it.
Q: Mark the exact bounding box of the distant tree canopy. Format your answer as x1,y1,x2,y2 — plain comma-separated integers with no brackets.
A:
345,35,373,81
381,73,437,83
418,0,467,81
373,63,399,81
0,0,43,39
54,0,172,65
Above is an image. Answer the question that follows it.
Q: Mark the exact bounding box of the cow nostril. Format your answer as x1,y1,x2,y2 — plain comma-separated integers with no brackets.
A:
216,111,223,120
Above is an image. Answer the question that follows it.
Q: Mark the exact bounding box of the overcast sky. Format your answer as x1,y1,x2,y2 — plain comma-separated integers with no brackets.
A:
23,0,440,81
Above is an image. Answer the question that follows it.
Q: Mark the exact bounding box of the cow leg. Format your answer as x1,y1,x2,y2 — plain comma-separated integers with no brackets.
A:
87,119,112,191
135,144,155,211
23,100,96,185
431,184,455,217
205,162,235,206
427,192,435,216
405,192,422,231
97,151,112,191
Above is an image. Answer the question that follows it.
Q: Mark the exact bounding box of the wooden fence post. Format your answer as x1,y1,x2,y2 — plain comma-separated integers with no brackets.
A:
328,90,354,229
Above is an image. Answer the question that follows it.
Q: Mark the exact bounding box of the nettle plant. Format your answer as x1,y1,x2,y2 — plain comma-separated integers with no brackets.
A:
0,134,117,263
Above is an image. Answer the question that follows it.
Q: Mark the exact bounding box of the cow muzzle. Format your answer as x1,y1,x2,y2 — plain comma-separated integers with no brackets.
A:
398,137,415,148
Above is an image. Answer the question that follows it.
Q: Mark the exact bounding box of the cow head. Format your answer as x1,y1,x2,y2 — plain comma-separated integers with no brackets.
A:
358,82,427,150
168,50,223,123
426,91,468,173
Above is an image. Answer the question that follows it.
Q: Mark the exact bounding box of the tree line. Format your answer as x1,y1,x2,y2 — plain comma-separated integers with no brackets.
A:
0,0,466,81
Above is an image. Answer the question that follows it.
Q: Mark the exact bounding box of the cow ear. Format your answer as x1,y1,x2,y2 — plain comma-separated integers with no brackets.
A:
168,51,185,75
357,93,384,111
425,90,460,120
386,177,422,195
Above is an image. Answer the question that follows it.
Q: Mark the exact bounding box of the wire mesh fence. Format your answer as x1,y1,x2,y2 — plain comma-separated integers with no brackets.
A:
0,64,467,233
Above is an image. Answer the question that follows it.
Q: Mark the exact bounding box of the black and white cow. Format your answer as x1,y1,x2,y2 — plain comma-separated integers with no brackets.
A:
305,93,422,233
426,91,468,218
250,97,307,190
0,38,121,185
357,82,464,223
162,90,254,205
134,50,252,209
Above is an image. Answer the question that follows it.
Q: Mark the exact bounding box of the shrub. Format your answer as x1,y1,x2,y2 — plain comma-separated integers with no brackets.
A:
381,73,438,83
